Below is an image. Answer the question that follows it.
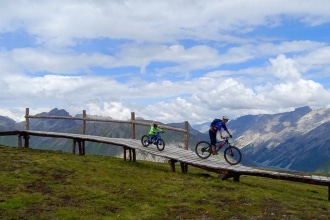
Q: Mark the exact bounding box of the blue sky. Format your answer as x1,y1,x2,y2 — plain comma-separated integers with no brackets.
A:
1,0,330,124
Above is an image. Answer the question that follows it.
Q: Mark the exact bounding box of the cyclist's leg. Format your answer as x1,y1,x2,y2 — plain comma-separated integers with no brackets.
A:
209,128,218,155
149,134,155,143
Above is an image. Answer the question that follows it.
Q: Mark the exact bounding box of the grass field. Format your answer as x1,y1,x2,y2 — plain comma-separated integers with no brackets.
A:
0,145,329,220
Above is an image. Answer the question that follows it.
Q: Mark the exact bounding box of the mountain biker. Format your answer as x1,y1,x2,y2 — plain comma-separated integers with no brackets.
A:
149,121,163,143
209,116,232,155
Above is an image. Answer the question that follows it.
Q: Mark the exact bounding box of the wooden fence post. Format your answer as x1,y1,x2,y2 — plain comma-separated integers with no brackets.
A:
72,139,76,154
130,112,136,161
184,121,189,150
131,112,136,139
82,110,86,135
18,134,22,148
25,108,29,130
24,134,30,148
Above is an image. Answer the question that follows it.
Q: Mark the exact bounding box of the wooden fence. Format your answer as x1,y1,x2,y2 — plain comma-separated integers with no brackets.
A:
24,108,190,149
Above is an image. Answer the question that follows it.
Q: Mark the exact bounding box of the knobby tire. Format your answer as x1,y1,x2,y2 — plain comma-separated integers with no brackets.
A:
224,146,242,165
195,141,212,159
156,138,165,151
141,135,150,147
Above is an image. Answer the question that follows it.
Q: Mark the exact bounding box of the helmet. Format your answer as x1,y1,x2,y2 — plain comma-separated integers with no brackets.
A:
222,116,229,120
153,121,159,126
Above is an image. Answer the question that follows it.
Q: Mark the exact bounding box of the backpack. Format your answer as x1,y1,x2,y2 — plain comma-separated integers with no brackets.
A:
210,118,222,127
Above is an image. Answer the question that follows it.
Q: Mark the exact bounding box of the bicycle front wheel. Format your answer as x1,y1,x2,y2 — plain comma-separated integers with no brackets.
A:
195,141,212,159
224,146,242,165
156,138,165,151
141,135,150,147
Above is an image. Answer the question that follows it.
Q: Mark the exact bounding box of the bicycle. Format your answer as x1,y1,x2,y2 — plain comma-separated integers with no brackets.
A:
195,137,242,165
141,131,165,151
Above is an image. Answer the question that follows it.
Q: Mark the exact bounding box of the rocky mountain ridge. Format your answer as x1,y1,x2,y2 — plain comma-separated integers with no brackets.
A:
226,106,330,173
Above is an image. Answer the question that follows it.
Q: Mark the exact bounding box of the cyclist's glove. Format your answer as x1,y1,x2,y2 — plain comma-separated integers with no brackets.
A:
229,134,233,138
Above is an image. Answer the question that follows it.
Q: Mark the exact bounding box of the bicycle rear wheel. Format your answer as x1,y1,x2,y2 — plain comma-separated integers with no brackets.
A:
224,146,242,165
195,141,212,159
141,135,150,147
156,138,165,151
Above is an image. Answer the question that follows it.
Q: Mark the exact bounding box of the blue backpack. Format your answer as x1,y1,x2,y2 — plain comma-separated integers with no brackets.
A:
210,118,222,127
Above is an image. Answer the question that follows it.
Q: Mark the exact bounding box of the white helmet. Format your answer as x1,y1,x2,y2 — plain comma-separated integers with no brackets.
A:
222,116,229,120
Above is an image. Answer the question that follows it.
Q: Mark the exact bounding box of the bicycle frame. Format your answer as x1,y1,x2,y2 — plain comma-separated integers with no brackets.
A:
195,136,242,165
153,132,162,142
215,139,228,152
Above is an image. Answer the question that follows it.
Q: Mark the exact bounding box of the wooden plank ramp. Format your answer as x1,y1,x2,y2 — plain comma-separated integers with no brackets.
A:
1,130,330,201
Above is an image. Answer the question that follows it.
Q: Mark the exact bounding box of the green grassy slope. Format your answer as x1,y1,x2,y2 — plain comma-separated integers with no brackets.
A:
0,146,329,220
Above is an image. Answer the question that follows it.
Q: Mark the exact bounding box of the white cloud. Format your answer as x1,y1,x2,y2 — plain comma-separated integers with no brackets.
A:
1,0,330,125
269,54,301,81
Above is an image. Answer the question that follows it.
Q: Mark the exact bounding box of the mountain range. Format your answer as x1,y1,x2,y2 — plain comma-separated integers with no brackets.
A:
230,106,330,173
0,106,329,174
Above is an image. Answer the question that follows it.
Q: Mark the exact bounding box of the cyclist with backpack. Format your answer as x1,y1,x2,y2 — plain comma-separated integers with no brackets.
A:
209,116,232,155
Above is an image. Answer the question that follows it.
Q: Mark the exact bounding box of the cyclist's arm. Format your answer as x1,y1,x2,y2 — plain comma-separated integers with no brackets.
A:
219,130,223,138
222,124,232,138
225,130,232,137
